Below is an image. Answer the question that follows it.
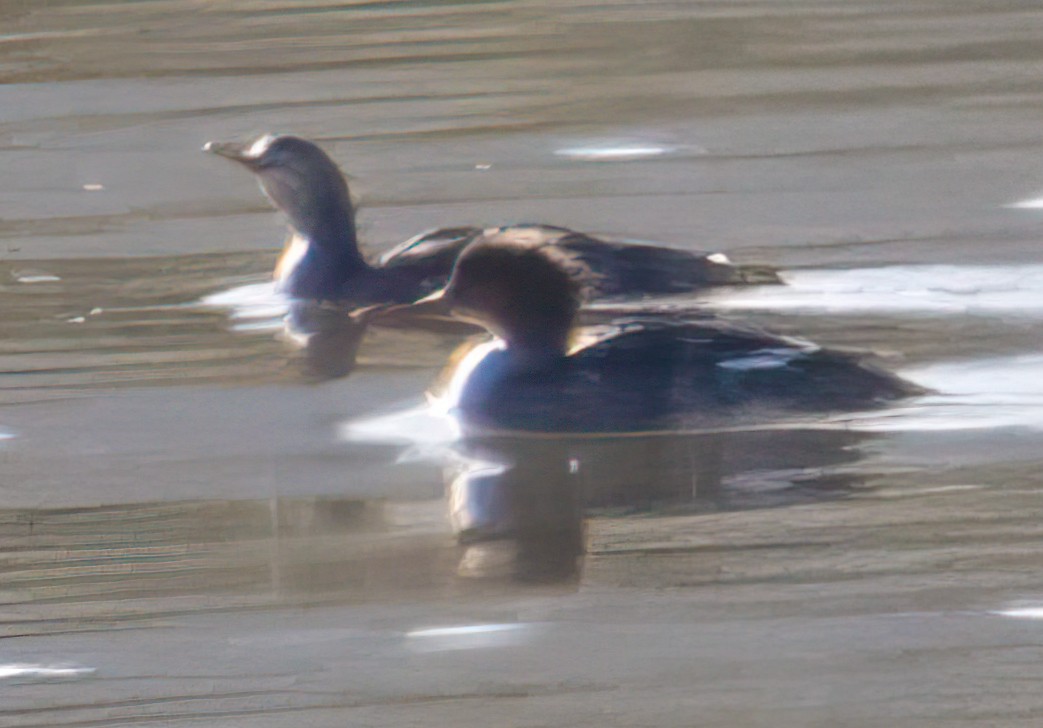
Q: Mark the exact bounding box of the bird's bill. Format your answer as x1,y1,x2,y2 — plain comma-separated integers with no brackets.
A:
202,140,261,168
413,287,446,305
349,290,450,325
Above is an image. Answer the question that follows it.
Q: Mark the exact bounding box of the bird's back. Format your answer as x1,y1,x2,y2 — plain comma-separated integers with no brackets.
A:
452,318,920,432
379,224,780,302
557,234,780,296
377,227,481,276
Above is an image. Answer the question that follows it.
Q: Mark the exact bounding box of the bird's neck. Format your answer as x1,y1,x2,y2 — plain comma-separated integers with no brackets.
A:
502,314,574,368
279,230,437,304
277,229,373,301
504,335,570,371
301,203,363,257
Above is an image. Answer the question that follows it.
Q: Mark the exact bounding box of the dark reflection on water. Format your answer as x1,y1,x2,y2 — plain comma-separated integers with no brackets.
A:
446,427,871,581
286,304,372,380
451,428,869,522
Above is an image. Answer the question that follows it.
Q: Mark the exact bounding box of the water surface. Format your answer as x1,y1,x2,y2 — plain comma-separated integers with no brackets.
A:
4,1,1043,726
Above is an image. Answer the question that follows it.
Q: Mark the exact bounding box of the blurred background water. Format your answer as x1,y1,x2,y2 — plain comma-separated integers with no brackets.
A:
4,1,1043,726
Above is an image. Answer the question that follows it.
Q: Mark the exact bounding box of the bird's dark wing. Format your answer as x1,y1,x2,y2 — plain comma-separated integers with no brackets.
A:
381,224,779,299
577,318,921,408
557,234,780,297
377,226,483,278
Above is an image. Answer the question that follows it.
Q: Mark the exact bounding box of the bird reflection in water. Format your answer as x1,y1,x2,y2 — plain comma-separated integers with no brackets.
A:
281,298,473,380
441,427,874,584
447,437,584,583
283,302,369,380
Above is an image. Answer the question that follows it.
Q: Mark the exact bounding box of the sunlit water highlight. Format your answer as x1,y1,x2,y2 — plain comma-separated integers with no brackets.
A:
405,623,534,652
553,142,679,161
340,406,460,456
200,281,288,332
994,606,1043,620
1005,196,1043,209
0,664,95,681
710,264,1043,317
13,272,62,284
406,623,528,638
836,354,1043,432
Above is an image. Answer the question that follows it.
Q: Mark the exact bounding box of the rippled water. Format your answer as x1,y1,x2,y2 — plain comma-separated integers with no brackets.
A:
5,1,1043,726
